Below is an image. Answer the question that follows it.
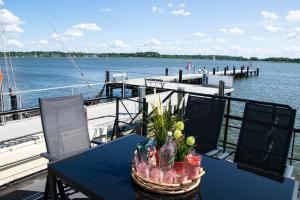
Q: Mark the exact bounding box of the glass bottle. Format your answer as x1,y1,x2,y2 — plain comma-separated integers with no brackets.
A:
159,131,176,170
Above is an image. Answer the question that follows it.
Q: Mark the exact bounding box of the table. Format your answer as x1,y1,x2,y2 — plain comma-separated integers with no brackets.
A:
47,134,299,200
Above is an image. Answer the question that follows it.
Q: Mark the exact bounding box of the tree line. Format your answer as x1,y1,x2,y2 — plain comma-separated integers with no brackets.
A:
0,51,299,63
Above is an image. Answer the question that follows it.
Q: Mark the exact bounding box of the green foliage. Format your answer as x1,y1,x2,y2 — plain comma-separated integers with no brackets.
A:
1,51,300,63
148,100,177,149
175,137,188,162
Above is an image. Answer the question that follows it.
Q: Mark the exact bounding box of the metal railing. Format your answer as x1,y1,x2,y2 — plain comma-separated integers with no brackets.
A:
136,88,300,165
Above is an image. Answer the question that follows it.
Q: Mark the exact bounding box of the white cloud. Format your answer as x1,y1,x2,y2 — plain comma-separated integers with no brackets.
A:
38,40,48,45
172,9,190,16
251,36,263,41
264,25,284,32
283,27,300,39
7,39,23,48
72,23,101,31
177,3,185,8
261,11,278,21
203,38,226,43
286,10,300,22
110,40,127,48
168,3,173,7
221,27,244,35
152,6,164,14
0,9,23,33
281,46,300,57
143,38,161,46
50,23,101,41
0,0,4,5
193,32,207,37
100,8,112,12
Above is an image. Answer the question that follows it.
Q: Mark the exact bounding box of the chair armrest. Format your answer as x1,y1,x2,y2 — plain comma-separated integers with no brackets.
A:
205,149,220,156
217,150,235,160
40,152,57,162
91,140,104,145
284,165,294,178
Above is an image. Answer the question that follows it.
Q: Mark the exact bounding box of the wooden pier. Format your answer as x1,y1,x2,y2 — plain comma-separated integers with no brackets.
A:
104,66,258,98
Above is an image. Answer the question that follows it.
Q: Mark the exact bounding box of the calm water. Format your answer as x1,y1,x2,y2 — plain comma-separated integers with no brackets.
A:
1,57,300,174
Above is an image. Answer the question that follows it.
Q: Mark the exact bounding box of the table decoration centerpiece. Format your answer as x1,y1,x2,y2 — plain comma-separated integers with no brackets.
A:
131,97,205,194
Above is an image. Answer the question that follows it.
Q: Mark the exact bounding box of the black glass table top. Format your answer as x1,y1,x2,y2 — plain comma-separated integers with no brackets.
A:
49,134,298,200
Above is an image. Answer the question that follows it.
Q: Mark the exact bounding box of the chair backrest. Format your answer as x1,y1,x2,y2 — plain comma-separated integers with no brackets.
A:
39,95,90,160
184,95,226,153
234,102,296,176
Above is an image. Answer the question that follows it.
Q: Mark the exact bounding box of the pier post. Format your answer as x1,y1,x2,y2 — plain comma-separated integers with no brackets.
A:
105,70,110,97
178,70,183,83
240,66,243,75
233,67,236,75
138,86,146,112
10,94,19,120
165,68,169,76
246,67,249,77
218,81,225,96
213,68,216,75
256,68,259,76
224,67,227,75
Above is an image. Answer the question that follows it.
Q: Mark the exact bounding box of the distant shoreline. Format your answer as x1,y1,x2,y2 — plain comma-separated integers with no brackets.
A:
0,51,300,64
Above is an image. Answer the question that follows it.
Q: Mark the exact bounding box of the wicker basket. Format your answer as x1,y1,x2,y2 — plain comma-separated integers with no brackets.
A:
131,167,205,195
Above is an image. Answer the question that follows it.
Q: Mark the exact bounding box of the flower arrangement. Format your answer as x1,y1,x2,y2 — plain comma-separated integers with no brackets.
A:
173,121,195,162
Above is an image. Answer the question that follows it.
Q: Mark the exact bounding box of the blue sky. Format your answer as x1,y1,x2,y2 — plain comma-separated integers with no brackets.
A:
0,0,300,58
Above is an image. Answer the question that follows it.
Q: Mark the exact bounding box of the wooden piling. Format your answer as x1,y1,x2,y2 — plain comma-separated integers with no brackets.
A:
213,68,216,75
10,94,19,120
179,70,183,83
165,68,169,76
224,67,227,75
233,67,236,75
218,81,225,96
246,67,249,77
105,70,110,97
256,68,259,76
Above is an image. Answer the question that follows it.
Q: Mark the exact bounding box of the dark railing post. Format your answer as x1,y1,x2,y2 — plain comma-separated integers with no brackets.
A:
165,68,169,76
213,68,216,75
105,70,110,97
178,70,183,83
223,93,231,152
290,131,296,165
142,98,148,137
112,97,120,140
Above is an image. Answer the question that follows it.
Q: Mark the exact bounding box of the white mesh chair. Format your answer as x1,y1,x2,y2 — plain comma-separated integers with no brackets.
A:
39,94,99,198
39,94,91,161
